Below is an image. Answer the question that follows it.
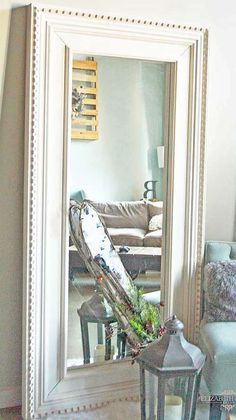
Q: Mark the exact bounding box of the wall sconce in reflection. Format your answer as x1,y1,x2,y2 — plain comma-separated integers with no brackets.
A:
157,146,164,169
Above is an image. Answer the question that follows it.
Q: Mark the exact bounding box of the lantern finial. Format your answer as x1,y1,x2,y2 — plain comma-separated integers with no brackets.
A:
164,314,184,335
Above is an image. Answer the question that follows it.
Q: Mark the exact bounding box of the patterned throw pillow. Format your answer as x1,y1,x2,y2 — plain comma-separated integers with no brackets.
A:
148,214,163,231
204,261,236,322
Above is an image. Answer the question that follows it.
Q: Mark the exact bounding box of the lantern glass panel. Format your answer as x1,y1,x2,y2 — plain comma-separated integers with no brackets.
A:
145,371,158,419
144,373,194,420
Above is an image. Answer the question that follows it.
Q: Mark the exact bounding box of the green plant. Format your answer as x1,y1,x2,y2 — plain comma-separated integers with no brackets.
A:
117,287,162,344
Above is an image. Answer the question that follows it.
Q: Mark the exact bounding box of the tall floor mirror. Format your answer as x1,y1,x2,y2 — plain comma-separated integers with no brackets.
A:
23,5,208,419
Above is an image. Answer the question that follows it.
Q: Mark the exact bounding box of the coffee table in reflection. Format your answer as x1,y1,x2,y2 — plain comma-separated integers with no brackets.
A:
69,245,161,280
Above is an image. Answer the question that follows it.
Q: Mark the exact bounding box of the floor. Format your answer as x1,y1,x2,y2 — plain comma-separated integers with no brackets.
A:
1,361,226,420
0,407,22,420
0,398,230,419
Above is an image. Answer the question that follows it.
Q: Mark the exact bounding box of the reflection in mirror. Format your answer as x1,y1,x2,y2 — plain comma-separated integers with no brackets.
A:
67,54,167,369
69,201,163,356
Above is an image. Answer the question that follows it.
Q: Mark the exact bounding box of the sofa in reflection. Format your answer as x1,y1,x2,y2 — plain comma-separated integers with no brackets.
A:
69,199,163,283
89,200,163,248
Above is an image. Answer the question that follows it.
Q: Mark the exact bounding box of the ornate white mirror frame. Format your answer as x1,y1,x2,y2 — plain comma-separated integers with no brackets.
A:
23,3,208,419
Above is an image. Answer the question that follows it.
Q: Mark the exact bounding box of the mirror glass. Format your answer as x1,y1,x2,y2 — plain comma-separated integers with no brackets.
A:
67,54,167,369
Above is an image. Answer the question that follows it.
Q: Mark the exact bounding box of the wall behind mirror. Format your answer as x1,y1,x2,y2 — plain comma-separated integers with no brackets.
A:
70,55,166,201
68,54,167,368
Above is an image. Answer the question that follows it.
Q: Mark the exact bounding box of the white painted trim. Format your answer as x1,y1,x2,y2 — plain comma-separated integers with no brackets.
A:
0,386,21,409
23,4,208,419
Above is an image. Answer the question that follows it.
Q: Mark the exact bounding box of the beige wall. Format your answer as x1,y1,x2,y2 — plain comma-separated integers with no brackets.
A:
1,0,236,407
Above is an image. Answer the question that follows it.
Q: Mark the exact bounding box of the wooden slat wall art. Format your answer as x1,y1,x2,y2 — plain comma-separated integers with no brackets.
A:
71,59,98,140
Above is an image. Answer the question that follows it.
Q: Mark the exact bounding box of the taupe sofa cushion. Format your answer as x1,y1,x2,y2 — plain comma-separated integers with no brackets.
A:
90,200,149,230
108,228,146,246
143,230,162,247
148,201,163,218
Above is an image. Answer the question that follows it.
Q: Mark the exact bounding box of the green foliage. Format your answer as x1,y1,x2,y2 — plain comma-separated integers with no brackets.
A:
116,286,162,344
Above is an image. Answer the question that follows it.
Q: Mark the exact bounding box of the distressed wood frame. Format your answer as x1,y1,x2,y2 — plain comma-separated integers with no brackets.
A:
23,3,208,418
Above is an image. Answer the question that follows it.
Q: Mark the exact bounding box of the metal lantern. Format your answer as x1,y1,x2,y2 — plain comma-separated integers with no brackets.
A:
136,315,205,420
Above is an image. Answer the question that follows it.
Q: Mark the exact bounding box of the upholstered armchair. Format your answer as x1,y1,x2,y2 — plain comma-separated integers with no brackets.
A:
199,241,236,419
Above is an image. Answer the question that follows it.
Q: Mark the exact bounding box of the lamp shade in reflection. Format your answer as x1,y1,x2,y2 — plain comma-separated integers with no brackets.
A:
157,146,164,169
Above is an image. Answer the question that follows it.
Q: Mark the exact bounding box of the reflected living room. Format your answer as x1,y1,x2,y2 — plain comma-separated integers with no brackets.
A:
68,55,166,369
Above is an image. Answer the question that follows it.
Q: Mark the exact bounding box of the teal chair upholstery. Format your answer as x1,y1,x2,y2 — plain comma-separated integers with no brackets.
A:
70,189,86,203
199,241,236,419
